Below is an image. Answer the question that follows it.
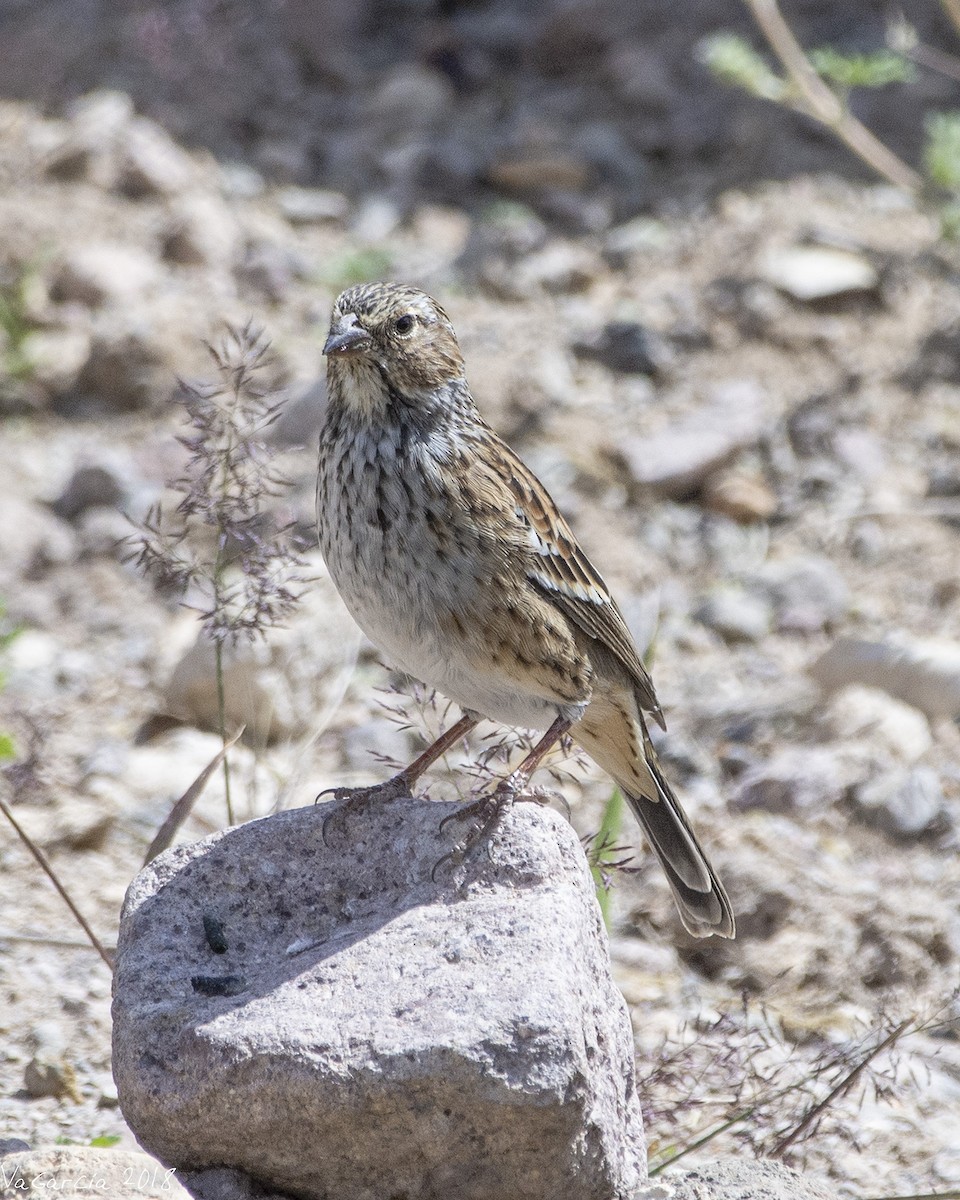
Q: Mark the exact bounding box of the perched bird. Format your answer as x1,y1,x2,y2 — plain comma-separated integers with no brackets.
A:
317,281,734,938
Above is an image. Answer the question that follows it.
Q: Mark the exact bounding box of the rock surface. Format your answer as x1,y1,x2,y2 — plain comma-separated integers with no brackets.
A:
0,1146,191,1199
112,798,646,1200
654,1157,840,1199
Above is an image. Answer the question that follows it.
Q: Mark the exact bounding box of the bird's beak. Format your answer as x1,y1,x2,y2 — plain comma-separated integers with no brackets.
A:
323,312,371,357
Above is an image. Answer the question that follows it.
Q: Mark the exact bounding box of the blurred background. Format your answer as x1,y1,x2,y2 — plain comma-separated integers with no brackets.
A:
1,1,960,1194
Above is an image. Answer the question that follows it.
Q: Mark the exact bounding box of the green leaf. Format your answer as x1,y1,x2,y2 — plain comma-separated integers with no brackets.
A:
89,1134,122,1148
0,732,15,761
809,47,914,90
696,33,787,103
591,787,625,928
925,111,960,194
320,247,395,291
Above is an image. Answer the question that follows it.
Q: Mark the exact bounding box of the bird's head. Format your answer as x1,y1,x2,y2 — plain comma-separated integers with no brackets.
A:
323,283,466,408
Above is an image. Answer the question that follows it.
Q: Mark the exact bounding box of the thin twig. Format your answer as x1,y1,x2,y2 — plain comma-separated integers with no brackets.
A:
144,726,245,864
769,1017,913,1157
744,0,922,192
0,794,114,971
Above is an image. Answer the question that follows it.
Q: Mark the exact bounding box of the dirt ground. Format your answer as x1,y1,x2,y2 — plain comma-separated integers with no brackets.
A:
1,5,960,1195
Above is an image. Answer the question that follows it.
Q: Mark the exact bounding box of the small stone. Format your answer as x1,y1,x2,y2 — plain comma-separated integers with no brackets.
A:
113,800,646,1200
19,328,92,395
350,195,401,242
618,380,769,499
162,557,360,744
66,327,168,413
24,1054,82,1102
277,186,349,225
117,117,198,198
364,64,455,130
702,470,777,523
515,241,599,294
573,321,666,375
733,748,847,814
750,555,849,633
823,687,932,763
852,766,945,839
50,243,161,309
760,245,879,302
810,635,960,721
52,464,126,521
694,588,772,643
489,152,592,194
161,194,239,267
0,1139,31,1156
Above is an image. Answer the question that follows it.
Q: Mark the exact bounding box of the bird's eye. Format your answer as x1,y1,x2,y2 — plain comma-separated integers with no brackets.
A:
394,314,415,335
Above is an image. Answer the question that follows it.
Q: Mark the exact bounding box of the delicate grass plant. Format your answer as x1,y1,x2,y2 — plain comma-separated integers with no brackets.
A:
131,321,308,824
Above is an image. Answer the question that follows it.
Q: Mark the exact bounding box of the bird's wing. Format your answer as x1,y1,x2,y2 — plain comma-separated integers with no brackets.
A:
484,435,665,728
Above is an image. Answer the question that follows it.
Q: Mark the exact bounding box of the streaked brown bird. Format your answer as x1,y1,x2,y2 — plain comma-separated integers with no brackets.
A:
317,281,734,938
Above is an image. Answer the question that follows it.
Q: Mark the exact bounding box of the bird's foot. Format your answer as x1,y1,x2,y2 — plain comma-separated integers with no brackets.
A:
317,774,412,845
433,777,553,878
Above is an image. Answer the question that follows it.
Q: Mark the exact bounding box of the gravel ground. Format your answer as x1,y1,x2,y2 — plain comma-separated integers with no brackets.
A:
1,53,960,1197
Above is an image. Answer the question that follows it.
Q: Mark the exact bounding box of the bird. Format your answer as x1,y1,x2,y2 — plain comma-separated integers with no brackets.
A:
316,281,735,939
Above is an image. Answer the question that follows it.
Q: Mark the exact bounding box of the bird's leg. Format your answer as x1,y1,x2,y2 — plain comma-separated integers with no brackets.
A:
436,716,572,872
320,713,479,843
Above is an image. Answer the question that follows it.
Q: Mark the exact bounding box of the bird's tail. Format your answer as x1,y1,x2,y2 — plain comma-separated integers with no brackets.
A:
573,699,735,938
621,765,735,939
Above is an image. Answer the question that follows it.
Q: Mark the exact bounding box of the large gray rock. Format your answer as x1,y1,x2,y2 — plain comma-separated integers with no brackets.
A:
113,797,646,1200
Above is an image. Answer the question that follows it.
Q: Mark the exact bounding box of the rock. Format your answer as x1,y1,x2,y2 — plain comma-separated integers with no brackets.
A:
0,1140,31,1156
350,194,402,242
162,558,360,745
112,799,646,1200
573,322,667,375
489,152,592,195
694,587,772,643
749,555,849,633
276,186,349,225
19,328,91,394
0,1146,191,1199
50,243,161,309
0,497,75,588
10,795,118,850
733,748,847,814
52,464,126,521
852,766,945,839
161,194,239,267
809,635,960,721
663,1157,840,1199
117,117,199,198
47,90,135,185
364,64,455,131
67,326,169,413
822,687,932,763
760,245,879,302
23,1055,82,1102
618,380,769,499
184,1166,296,1200
515,241,599,294
702,470,778,523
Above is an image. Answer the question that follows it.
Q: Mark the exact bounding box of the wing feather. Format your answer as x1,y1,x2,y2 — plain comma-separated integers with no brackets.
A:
484,437,665,728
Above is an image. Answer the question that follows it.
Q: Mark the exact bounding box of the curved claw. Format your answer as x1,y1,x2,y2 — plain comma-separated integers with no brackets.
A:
431,848,462,882
315,786,341,806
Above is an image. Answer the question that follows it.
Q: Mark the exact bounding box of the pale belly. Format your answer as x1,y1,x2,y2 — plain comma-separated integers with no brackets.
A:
331,554,563,731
